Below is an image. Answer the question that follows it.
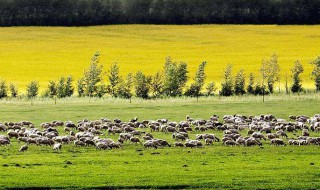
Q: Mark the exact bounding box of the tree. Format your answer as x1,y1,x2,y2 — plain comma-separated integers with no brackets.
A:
247,73,255,94
117,73,133,102
107,62,121,97
56,77,65,98
206,82,216,96
64,76,74,97
9,83,18,98
44,80,57,98
150,71,164,98
26,81,39,99
134,71,150,99
185,61,207,100
234,69,246,95
260,59,270,102
311,56,320,91
220,64,234,96
261,54,280,93
78,52,106,97
0,80,8,99
163,57,188,96
77,78,85,97
291,61,304,93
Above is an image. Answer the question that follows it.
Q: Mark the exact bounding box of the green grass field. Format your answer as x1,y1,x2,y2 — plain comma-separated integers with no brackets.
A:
1,25,320,90
1,95,320,189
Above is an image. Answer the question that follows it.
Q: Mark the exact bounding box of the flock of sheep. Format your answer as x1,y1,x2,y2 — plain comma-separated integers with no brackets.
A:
0,113,320,152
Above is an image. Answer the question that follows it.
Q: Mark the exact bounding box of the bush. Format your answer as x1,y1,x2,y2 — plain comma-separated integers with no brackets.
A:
220,64,234,96
26,81,39,99
134,71,150,99
0,80,8,99
9,83,18,98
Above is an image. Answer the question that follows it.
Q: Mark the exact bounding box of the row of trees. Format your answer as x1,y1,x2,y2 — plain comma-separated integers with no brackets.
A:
1,0,320,26
0,53,319,100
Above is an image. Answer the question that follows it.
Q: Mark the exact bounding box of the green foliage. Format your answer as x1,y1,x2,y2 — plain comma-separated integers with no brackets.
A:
163,57,188,96
78,52,106,97
43,81,57,98
64,76,74,97
185,61,207,97
0,80,8,99
77,78,85,97
311,56,320,91
150,71,164,98
260,54,280,93
247,73,255,94
205,82,216,96
26,81,39,99
234,69,246,95
9,83,18,98
117,73,133,99
220,64,234,96
134,71,151,99
291,61,304,93
107,62,121,97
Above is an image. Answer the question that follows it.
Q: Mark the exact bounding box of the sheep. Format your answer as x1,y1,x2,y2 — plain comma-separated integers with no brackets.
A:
235,137,246,145
288,139,300,146
7,130,19,139
251,132,266,140
144,141,158,149
74,140,86,147
270,138,286,146
53,143,62,151
223,140,238,146
205,138,214,145
19,144,28,152
245,138,262,146
130,137,141,144
174,142,184,147
266,133,279,140
302,129,309,137
276,130,288,138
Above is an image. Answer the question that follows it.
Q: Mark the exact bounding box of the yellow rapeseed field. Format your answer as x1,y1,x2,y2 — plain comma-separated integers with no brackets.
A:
0,25,319,91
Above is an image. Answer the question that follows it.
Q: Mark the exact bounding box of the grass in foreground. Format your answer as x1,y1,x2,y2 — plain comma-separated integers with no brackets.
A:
0,95,320,189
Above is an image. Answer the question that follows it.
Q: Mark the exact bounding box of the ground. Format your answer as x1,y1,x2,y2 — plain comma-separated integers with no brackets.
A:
0,95,320,189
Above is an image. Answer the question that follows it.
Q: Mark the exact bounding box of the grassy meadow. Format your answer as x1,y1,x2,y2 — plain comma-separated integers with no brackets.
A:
0,95,320,189
1,25,320,90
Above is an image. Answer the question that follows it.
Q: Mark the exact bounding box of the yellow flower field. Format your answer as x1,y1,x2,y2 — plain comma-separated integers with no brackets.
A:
0,25,319,90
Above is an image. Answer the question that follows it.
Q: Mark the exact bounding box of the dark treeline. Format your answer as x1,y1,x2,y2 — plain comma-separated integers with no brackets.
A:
1,0,320,26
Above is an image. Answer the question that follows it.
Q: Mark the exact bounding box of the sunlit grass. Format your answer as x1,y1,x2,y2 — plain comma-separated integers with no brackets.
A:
0,97,320,189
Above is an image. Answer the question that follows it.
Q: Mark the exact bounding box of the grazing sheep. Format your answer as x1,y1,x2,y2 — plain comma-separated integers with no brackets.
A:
205,138,214,145
245,138,262,146
174,142,184,147
74,140,86,147
53,143,62,151
270,138,286,146
251,132,266,140
19,144,28,152
276,130,288,138
266,133,279,140
7,130,19,139
144,141,158,149
302,129,309,137
223,140,238,146
130,137,141,144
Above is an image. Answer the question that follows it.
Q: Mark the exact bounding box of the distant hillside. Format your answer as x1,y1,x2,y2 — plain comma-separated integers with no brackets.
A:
0,0,320,26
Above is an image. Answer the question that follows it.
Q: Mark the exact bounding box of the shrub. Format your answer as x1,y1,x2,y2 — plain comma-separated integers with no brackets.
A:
26,81,39,99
